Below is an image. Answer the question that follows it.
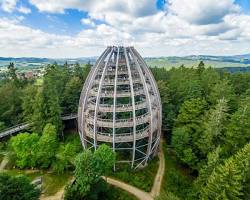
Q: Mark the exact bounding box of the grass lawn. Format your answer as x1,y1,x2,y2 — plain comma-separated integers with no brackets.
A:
0,142,7,163
0,153,3,163
3,169,72,196
35,78,43,86
110,156,159,192
161,143,195,199
4,169,43,179
42,172,72,196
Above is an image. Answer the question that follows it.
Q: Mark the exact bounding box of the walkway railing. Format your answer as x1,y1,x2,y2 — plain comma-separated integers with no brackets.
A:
61,113,77,120
0,113,77,139
0,123,30,139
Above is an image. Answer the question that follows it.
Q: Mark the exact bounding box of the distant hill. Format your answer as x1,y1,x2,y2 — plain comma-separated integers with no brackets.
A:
0,57,97,70
218,66,250,73
144,54,250,69
0,54,249,70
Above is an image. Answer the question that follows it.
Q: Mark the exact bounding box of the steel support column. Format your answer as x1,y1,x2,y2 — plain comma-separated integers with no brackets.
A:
112,47,120,170
132,47,162,153
79,47,111,148
124,47,137,168
129,47,153,165
93,47,115,150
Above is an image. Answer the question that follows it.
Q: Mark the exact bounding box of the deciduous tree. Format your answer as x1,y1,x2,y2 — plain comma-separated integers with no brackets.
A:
0,173,40,200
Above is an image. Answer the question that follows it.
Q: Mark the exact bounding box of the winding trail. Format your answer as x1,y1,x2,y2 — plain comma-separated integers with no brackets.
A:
106,177,153,200
106,139,165,200
150,140,165,197
0,156,8,171
40,188,65,200
39,140,165,200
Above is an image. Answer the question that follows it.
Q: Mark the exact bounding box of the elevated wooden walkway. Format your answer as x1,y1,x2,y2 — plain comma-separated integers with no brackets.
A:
0,113,77,139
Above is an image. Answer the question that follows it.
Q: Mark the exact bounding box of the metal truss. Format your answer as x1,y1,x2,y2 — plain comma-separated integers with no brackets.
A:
78,46,162,169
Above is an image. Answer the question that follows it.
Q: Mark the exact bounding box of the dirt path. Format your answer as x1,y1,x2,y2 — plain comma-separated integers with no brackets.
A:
40,140,165,200
106,177,153,200
150,140,165,197
40,188,64,200
0,156,8,171
106,139,165,200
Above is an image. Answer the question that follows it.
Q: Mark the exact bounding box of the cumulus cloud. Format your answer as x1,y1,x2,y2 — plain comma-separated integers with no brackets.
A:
168,0,239,25
0,0,31,14
0,0,250,57
0,0,17,12
18,6,31,14
0,17,134,57
29,0,157,16
29,0,246,40
81,18,95,27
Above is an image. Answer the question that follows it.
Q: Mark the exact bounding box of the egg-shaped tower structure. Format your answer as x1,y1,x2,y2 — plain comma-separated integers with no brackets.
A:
78,46,161,169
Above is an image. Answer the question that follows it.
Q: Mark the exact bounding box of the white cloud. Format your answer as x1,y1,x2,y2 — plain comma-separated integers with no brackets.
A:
1,15,250,58
81,18,95,27
167,0,239,25
18,6,31,14
0,0,31,14
29,0,157,17
16,15,24,21
0,0,17,12
0,0,250,57
0,17,133,57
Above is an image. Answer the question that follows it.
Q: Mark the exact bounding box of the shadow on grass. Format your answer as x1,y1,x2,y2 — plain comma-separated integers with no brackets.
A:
110,156,159,192
161,143,195,200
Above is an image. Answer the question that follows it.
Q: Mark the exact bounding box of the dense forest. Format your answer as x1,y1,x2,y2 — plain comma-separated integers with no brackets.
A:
0,62,91,133
0,61,250,200
151,62,250,199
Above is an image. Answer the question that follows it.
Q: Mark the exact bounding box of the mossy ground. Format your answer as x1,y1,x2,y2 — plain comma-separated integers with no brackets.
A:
161,143,195,199
110,156,159,192
3,169,72,196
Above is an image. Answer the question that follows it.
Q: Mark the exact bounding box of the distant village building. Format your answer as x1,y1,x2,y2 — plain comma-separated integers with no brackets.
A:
25,71,34,79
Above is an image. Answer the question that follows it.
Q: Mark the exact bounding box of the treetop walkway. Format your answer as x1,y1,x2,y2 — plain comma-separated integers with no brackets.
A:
0,113,77,139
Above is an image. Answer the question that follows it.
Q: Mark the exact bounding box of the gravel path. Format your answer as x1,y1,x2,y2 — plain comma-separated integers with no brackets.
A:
40,189,64,200
40,140,165,200
150,140,165,197
106,177,153,200
106,139,165,200
0,156,8,171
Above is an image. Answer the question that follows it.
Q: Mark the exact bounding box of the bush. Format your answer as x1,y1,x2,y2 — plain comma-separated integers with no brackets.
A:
106,186,137,200
10,133,40,168
156,191,180,200
9,124,59,169
64,179,108,200
165,169,192,196
64,179,137,200
0,173,40,200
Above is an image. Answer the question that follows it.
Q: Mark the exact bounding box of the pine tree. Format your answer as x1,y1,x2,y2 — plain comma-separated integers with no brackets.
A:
209,79,236,110
202,143,250,200
224,96,250,156
31,89,46,133
198,98,228,156
172,98,207,169
21,85,37,122
36,123,58,168
197,61,205,75
7,62,18,82
194,146,222,197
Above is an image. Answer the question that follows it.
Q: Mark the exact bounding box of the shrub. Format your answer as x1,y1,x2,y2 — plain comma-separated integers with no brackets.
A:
0,173,40,200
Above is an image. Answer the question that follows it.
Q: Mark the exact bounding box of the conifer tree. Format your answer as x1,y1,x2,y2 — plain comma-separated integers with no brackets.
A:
198,98,228,156
202,143,250,200
224,96,250,156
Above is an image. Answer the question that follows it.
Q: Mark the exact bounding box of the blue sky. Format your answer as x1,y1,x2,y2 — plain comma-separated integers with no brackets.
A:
0,0,250,57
